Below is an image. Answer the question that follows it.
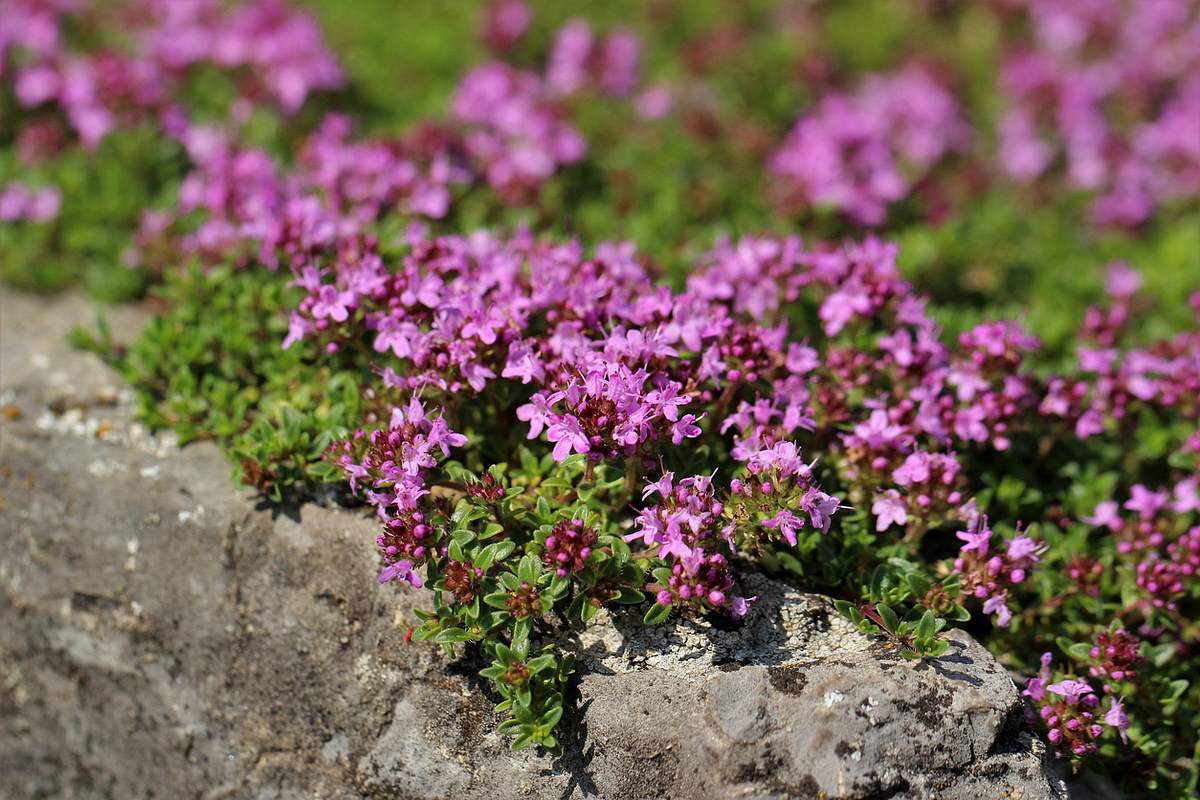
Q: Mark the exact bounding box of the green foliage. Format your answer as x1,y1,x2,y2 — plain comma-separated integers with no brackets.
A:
833,563,969,660
74,264,367,500
408,457,645,751
0,124,185,299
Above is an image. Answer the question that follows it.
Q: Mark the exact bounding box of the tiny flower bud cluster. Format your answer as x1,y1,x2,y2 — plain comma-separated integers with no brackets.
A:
952,516,1043,627
542,520,597,578
1024,653,1130,757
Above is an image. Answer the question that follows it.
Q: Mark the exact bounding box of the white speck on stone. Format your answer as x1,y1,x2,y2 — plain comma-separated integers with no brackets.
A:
177,505,206,524
140,465,160,479
30,353,50,369
823,690,845,707
87,459,127,477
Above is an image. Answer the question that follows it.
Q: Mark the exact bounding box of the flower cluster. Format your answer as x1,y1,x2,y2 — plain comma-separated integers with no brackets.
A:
1088,628,1142,690
282,215,1198,774
768,65,969,224
1023,653,1125,758
728,439,841,547
481,0,532,54
1082,479,1200,616
632,473,749,618
332,397,467,586
542,519,598,578
13,0,1198,787
951,516,1043,626
131,115,474,272
451,63,586,199
2,0,342,150
128,11,641,270
546,19,641,98
995,0,1200,225
0,181,60,222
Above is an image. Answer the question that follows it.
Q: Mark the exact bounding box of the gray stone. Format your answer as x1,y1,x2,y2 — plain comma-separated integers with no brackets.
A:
0,289,1068,799
573,629,1066,799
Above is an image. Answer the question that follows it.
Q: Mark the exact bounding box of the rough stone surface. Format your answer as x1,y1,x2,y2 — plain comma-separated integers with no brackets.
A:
0,289,1069,799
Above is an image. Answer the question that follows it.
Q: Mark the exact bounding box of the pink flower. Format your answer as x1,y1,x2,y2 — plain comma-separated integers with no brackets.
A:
547,415,590,461
1083,500,1122,529
872,490,908,532
378,560,423,588
762,509,804,547
1104,698,1130,744
1124,485,1169,519
1047,679,1095,706
956,523,992,556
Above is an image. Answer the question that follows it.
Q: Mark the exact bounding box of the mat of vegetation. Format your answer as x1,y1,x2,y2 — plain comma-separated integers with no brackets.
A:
4,0,1198,795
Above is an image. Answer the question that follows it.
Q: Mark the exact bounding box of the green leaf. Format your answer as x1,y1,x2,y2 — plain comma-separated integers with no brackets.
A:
643,602,672,625
475,540,517,572
904,572,932,598
484,591,510,609
539,705,563,728
516,553,541,583
434,627,472,644
614,588,645,604
915,610,936,640
1067,642,1093,662
923,639,950,658
1147,643,1175,667
527,654,556,674
876,603,899,632
947,605,971,623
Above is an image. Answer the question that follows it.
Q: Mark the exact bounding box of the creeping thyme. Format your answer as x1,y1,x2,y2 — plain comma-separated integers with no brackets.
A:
15,0,1200,794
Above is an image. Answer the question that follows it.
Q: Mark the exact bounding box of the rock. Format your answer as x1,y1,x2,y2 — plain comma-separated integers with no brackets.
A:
0,289,1068,800
574,625,1064,799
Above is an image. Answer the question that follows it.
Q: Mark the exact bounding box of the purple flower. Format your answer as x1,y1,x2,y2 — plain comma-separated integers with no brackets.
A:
311,284,352,322
516,391,562,439
762,509,804,547
1006,535,1040,561
547,415,590,461
642,472,675,502
982,594,1012,627
670,414,703,445
872,490,908,532
802,489,841,534
956,521,992,556
1047,679,1094,706
1105,263,1142,299
378,560,423,588
1173,478,1200,514
1083,500,1121,529
1104,699,1129,744
1124,485,1169,519
502,341,545,384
